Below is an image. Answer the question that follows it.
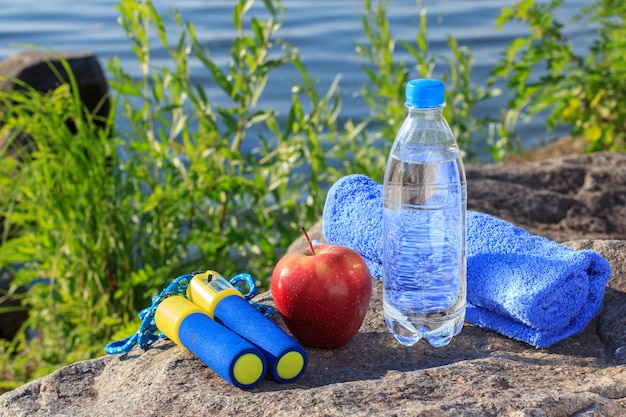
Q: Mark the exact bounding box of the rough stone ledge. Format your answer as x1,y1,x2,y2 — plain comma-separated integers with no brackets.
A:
0,237,624,417
1,152,626,416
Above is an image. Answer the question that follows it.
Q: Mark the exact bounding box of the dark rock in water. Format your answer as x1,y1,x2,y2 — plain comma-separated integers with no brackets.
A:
0,50,111,158
0,51,111,341
0,50,110,126
1,153,626,416
0,268,26,340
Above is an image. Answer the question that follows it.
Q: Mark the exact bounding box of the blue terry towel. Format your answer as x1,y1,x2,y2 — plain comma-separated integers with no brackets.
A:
322,174,612,348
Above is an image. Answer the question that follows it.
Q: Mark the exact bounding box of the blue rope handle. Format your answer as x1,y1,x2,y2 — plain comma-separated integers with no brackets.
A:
104,271,273,354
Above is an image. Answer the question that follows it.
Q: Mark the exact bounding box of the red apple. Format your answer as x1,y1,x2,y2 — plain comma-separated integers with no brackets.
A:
271,228,372,349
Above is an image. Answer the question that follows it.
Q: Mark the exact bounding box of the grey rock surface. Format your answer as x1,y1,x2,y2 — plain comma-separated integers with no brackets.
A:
1,153,626,416
465,151,626,242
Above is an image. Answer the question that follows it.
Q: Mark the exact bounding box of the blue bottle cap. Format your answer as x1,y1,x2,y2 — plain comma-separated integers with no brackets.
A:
405,78,444,108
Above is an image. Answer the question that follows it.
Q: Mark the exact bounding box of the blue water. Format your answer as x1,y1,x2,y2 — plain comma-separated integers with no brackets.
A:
0,0,596,158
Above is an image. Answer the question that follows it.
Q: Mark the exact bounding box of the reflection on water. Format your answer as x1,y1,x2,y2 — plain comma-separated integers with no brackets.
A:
0,0,596,156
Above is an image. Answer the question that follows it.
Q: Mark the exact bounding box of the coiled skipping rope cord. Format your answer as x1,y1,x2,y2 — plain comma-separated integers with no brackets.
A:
104,271,273,355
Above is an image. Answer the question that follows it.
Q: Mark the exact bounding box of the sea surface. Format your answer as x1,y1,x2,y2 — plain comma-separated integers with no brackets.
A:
0,0,596,160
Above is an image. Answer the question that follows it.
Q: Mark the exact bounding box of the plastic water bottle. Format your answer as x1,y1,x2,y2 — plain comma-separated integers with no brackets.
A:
382,78,467,347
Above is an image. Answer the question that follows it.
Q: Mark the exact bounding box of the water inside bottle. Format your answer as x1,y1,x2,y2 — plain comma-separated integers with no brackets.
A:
382,146,466,347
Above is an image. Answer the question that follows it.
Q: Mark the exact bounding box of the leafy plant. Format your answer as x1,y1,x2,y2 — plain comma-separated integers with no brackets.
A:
341,0,500,174
0,0,339,387
492,0,626,152
0,67,122,387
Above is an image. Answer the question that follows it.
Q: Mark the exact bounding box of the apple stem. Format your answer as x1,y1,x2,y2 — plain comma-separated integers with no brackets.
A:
300,226,316,256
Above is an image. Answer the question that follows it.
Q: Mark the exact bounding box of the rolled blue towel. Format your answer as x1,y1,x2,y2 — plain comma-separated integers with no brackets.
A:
322,174,612,348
